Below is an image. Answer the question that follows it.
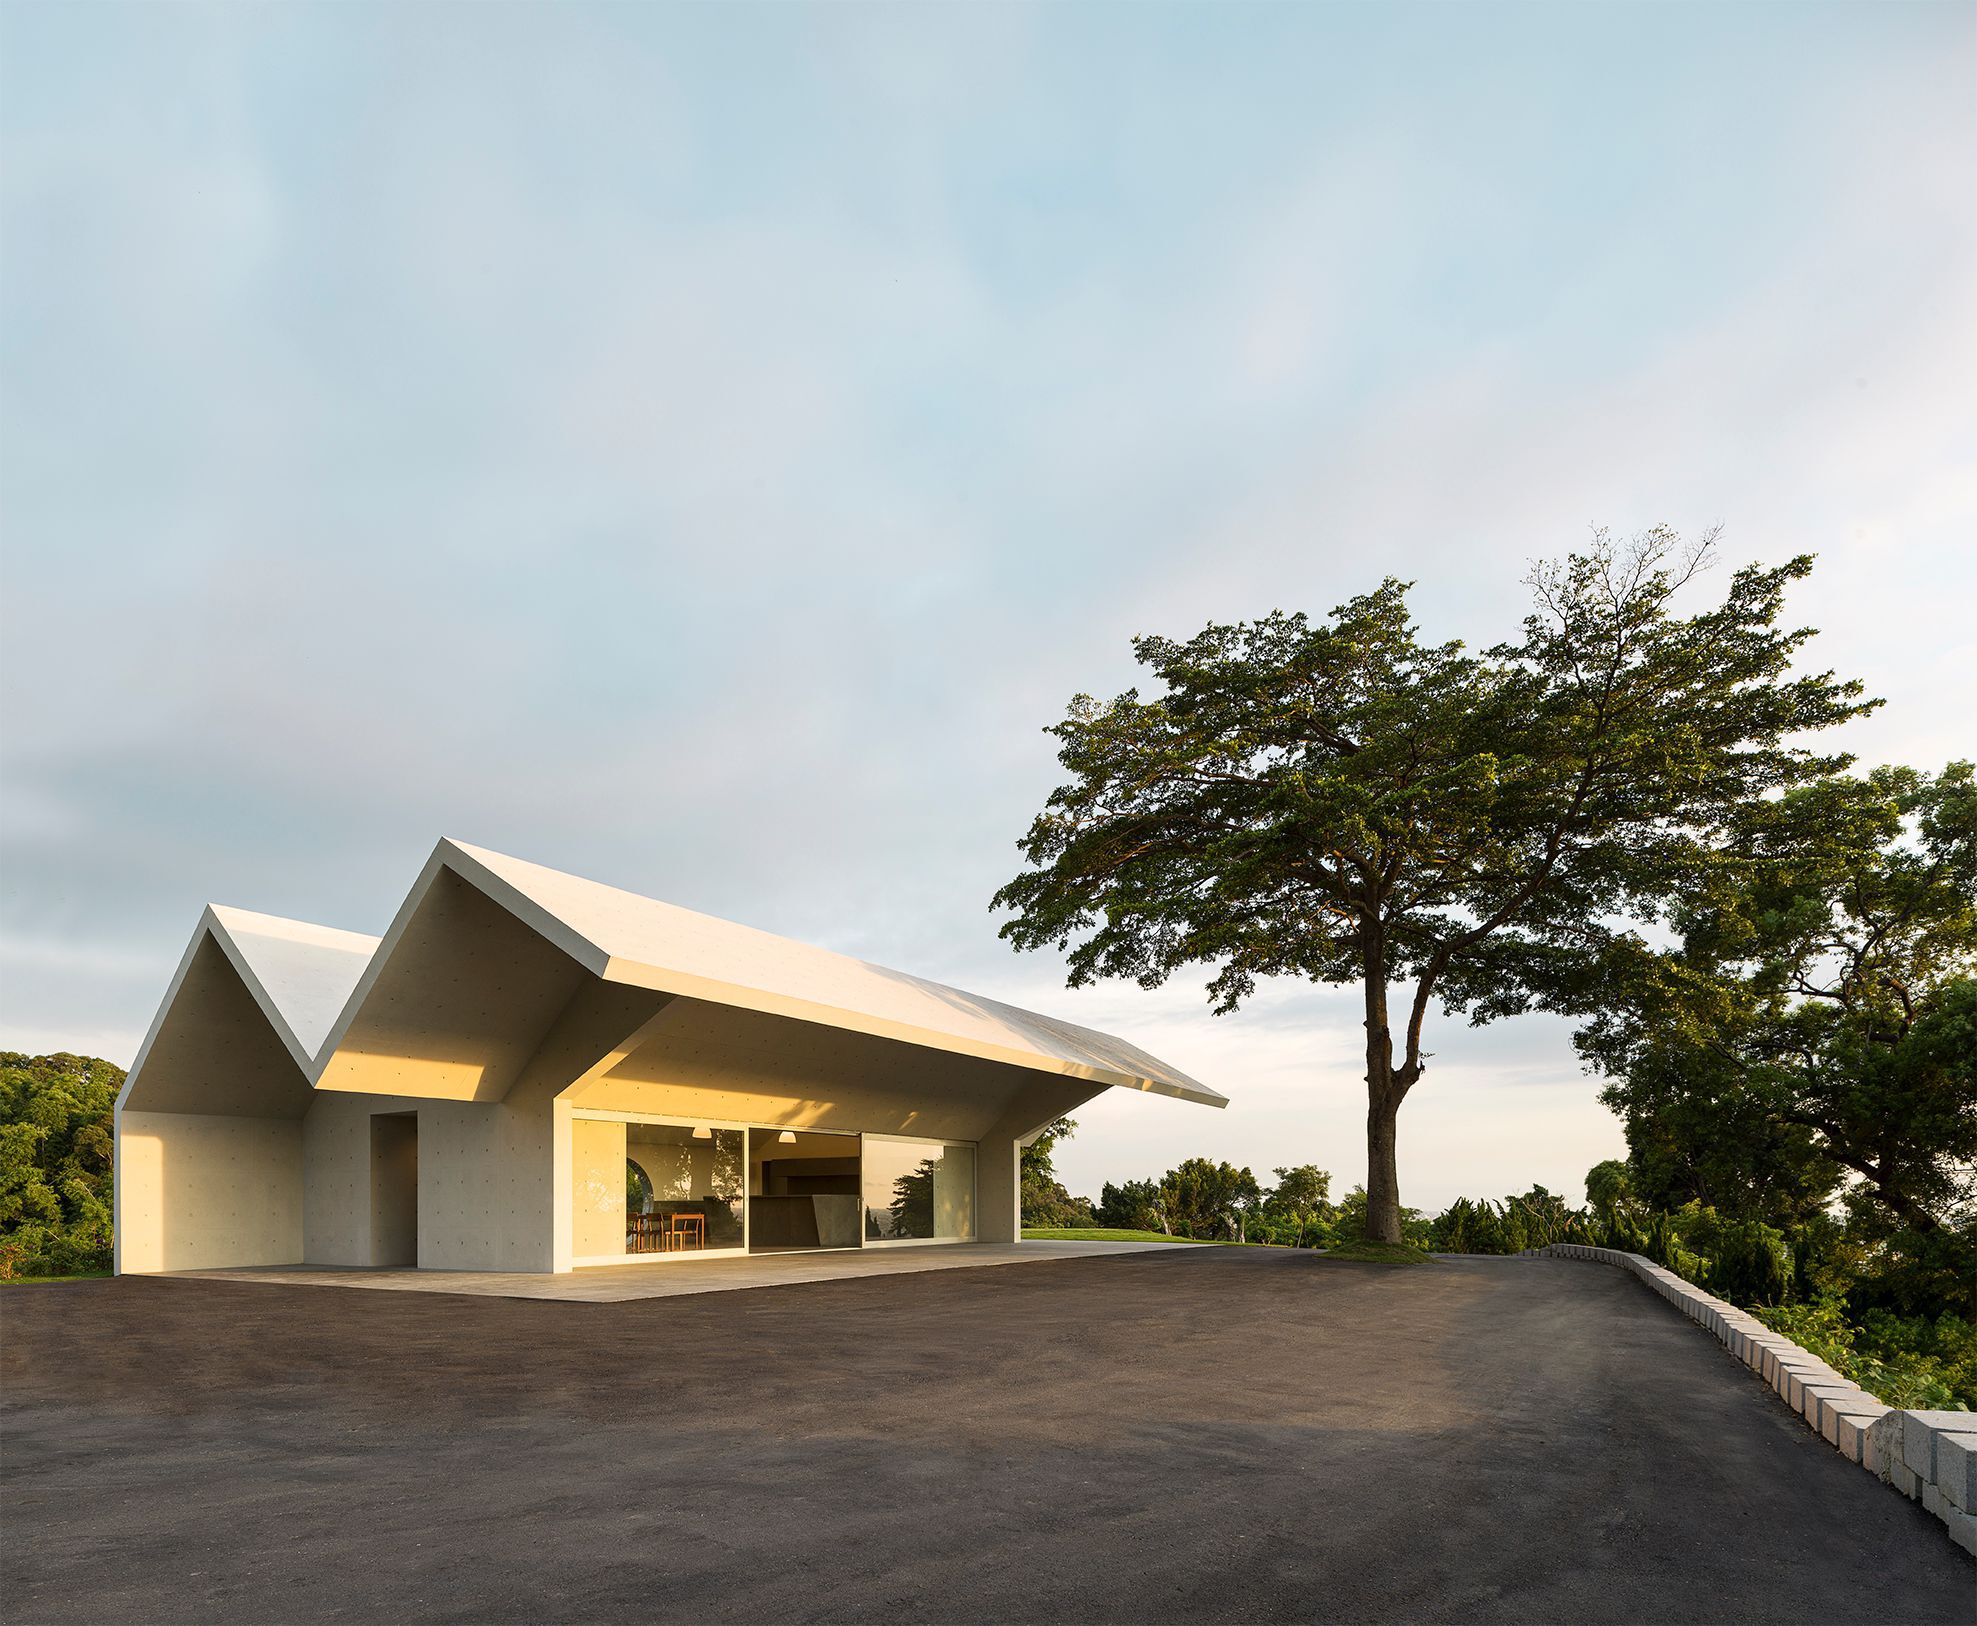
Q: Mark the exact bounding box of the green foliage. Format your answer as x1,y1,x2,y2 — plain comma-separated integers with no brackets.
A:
1092,1161,1336,1246
1429,1197,1511,1254
995,531,1870,1243
1094,1177,1166,1232
1426,1188,1601,1255
1665,1203,1793,1306
1330,1185,1430,1248
1426,1182,1788,1303
1583,1159,1632,1216
1323,1240,1431,1265
626,1161,653,1212
889,1159,937,1237
1019,1117,1096,1228
1754,1300,1973,1411
0,1052,123,1279
1156,1158,1263,1241
1247,1164,1337,1248
1265,1164,1332,1215
1582,764,1977,1277
1021,1227,1226,1245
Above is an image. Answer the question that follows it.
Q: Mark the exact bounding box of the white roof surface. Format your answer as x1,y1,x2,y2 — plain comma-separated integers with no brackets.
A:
197,839,1227,1108
444,840,1227,1107
208,907,380,1062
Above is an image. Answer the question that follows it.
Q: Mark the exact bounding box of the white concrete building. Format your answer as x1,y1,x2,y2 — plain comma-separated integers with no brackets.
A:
114,839,1225,1275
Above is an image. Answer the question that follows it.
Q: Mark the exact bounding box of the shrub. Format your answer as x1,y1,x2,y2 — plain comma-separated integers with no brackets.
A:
1331,1186,1430,1248
1754,1300,1971,1411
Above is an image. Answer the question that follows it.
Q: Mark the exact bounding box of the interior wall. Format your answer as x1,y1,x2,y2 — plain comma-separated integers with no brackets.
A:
115,1110,304,1273
758,1156,859,1195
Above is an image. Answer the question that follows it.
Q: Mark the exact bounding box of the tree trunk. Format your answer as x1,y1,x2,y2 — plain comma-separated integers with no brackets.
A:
1365,1089,1404,1243
1361,931,1406,1244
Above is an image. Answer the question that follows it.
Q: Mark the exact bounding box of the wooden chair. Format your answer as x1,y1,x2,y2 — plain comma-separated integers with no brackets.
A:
668,1212,707,1252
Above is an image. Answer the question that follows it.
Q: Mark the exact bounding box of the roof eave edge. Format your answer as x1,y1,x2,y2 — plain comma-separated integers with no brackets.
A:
596,954,1227,1109
438,839,613,978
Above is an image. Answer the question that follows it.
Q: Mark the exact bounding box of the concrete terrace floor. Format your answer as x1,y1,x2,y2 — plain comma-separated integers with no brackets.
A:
165,1237,1179,1301
5,1250,1969,1624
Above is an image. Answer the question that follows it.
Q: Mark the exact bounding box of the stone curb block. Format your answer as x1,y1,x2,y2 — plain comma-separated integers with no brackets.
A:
1538,1244,1974,1558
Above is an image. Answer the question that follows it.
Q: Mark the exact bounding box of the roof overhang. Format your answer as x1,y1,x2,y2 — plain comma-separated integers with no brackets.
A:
121,837,1230,1117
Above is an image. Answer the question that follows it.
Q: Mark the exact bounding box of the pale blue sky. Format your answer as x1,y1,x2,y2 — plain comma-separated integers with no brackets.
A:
4,3,1972,1209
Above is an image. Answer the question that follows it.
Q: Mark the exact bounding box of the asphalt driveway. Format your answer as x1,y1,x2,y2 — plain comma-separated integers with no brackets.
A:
4,1249,1967,1623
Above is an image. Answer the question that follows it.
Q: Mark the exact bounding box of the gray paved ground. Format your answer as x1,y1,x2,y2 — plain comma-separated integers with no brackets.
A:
166,1237,1180,1300
4,1250,1969,1623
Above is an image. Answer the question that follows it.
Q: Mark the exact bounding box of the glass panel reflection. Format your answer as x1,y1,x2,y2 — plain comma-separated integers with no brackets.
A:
747,1129,861,1252
622,1122,744,1253
864,1139,975,1243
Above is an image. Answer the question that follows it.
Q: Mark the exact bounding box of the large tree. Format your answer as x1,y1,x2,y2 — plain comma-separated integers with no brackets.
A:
993,530,1871,1241
1580,762,1977,1246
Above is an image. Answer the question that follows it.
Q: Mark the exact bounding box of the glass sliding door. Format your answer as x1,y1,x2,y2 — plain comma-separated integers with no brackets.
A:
571,1114,745,1264
627,1121,745,1254
747,1128,861,1252
863,1137,976,1244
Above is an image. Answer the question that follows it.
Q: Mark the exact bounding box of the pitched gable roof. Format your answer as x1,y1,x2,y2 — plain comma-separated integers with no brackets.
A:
444,840,1227,1108
126,838,1227,1113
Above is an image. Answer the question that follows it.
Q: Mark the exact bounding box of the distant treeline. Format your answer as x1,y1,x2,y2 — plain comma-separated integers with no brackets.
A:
0,1052,121,1278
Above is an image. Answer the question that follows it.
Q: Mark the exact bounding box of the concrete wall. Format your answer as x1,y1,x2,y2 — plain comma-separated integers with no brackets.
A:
121,967,1116,1274
115,1111,303,1273
302,1080,561,1271
571,1117,626,1258
976,1134,1021,1244
134,1024,1099,1272
933,1146,975,1239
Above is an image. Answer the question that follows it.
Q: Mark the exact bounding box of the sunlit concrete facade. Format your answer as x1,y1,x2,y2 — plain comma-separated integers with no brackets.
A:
115,839,1225,1276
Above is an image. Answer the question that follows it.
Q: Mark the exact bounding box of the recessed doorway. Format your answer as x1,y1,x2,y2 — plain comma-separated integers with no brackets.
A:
747,1128,860,1252
370,1113,418,1266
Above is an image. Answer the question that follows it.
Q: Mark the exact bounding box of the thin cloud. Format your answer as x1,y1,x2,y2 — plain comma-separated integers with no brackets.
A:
3,5,1971,1211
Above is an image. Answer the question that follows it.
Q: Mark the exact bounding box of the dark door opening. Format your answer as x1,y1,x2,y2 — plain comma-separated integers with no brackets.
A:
370,1113,418,1266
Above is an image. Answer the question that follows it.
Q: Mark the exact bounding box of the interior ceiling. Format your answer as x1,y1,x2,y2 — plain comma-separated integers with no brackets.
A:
121,934,314,1119
572,996,1110,1142
755,1130,855,1158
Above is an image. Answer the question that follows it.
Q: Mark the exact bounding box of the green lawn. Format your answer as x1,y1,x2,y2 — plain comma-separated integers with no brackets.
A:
1321,1240,1432,1265
1023,1229,1432,1264
0,1269,112,1286
1023,1226,1238,1245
